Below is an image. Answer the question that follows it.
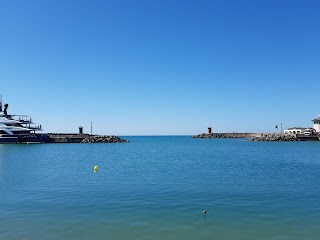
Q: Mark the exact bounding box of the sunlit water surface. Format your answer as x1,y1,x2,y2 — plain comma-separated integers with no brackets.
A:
1,136,320,239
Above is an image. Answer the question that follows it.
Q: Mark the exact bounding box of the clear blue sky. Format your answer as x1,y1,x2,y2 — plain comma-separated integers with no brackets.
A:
0,0,319,135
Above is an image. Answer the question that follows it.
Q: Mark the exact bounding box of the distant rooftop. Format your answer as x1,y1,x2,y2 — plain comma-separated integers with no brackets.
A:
287,127,306,130
312,117,320,122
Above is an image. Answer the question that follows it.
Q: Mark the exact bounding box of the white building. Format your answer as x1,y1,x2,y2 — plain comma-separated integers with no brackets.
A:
312,117,320,132
284,127,306,135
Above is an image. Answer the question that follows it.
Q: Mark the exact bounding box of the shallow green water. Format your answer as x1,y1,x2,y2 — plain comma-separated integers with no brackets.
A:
1,137,320,239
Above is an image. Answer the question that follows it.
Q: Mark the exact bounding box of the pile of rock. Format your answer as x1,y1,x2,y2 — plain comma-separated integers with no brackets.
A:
192,133,257,139
250,134,298,142
81,135,129,143
192,133,216,138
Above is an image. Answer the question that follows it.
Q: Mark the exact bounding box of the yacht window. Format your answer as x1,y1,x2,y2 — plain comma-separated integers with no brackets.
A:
12,131,30,134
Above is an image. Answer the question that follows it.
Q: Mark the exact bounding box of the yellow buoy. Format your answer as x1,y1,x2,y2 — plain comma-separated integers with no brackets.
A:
94,165,99,171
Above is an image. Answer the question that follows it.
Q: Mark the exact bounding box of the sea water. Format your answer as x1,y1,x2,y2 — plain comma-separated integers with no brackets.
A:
0,136,320,239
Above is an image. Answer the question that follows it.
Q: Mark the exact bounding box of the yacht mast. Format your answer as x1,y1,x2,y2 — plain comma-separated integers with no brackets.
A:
0,94,2,112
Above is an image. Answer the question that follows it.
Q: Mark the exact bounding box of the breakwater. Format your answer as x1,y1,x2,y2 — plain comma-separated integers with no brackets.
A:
193,132,319,141
81,135,129,143
250,134,298,141
47,134,128,143
192,133,261,139
251,134,319,141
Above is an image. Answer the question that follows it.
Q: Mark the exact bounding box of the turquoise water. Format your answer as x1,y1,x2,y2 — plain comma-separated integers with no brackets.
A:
1,136,320,239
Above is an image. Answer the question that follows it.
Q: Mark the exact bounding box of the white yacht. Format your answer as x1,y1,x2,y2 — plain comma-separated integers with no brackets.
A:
0,97,50,143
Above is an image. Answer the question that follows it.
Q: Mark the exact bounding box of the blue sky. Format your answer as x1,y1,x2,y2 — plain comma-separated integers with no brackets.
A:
0,0,319,135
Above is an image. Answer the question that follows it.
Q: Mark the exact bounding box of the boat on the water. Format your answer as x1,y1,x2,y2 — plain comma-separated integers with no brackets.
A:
0,97,51,143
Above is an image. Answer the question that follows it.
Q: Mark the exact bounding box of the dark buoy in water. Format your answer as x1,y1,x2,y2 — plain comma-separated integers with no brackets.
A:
203,210,207,214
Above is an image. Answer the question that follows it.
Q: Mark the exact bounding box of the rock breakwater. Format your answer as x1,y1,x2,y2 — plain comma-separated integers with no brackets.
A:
192,133,260,139
192,132,318,141
250,134,297,141
81,135,129,143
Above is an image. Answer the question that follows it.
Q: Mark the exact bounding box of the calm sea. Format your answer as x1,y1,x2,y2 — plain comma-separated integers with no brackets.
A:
1,136,320,240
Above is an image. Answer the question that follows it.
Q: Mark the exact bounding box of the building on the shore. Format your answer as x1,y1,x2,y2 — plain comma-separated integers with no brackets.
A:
284,127,316,136
312,117,320,132
284,127,306,135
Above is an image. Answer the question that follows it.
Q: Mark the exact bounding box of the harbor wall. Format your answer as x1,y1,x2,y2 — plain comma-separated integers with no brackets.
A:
296,134,319,141
47,134,89,143
192,132,319,141
47,134,129,143
192,133,263,138
48,133,319,142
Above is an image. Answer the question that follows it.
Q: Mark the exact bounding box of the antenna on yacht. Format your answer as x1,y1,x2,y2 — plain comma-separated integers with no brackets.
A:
0,94,2,112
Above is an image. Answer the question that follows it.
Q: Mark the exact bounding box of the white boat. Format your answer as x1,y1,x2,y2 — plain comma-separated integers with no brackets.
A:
0,96,50,143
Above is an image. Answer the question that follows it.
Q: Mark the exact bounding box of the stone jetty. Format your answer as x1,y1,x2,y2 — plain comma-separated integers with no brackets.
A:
250,134,298,141
81,135,129,143
47,133,128,143
193,132,319,141
192,133,260,139
250,134,319,141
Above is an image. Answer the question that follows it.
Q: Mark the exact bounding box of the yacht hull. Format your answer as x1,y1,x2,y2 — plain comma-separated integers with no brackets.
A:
0,134,51,144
